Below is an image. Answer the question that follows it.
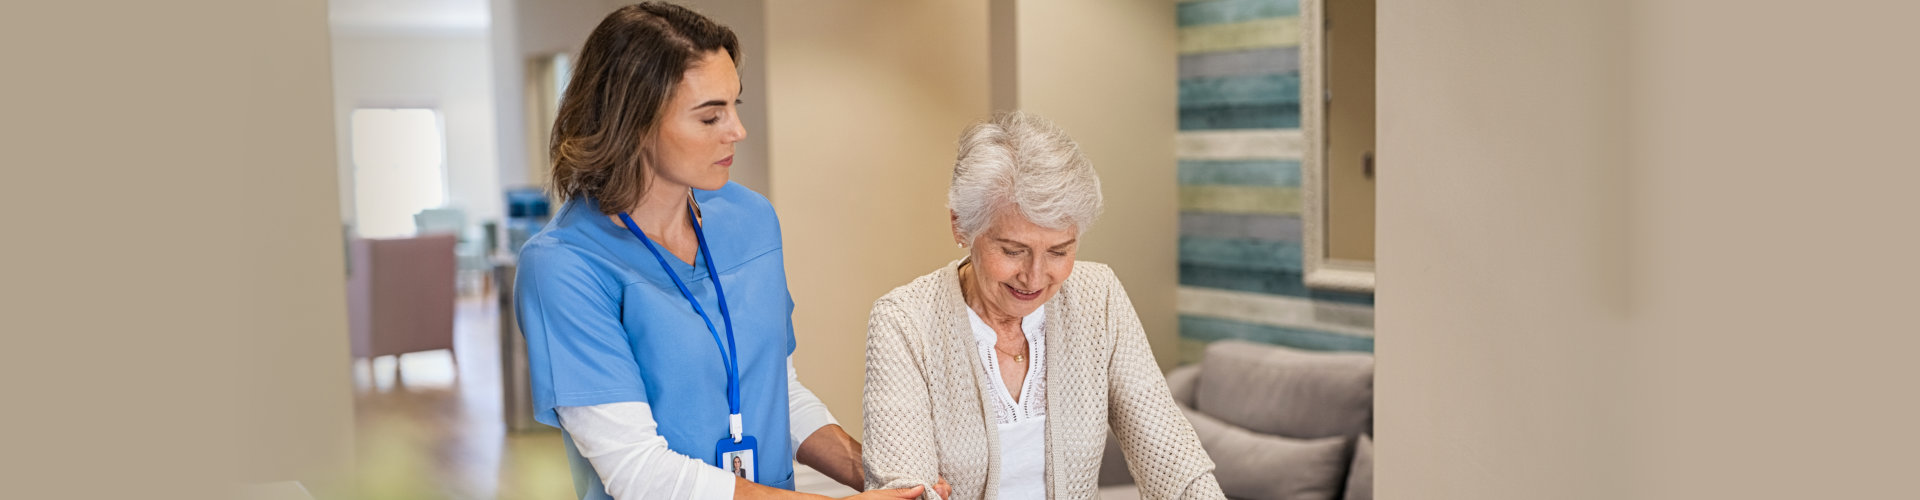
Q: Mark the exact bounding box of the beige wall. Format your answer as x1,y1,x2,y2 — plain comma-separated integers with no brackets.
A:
1324,0,1376,262
1376,1,1629,497
1004,0,1181,372
765,1,992,438
1378,1,1920,498
1619,0,1920,497
330,34,503,226
9,0,354,497
225,1,360,492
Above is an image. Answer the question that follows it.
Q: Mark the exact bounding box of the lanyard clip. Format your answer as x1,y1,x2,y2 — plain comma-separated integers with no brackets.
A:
729,413,744,443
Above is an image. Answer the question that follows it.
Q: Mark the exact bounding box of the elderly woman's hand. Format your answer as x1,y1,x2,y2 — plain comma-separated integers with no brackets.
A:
844,484,924,500
838,477,947,500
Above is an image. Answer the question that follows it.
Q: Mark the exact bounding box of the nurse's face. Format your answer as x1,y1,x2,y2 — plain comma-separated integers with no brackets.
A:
959,208,1078,322
647,50,745,193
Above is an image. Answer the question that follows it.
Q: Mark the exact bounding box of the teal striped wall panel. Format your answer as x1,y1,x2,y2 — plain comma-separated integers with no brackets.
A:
1180,18,1300,53
1178,0,1301,27
1179,74,1300,108
1180,104,1300,130
1179,237,1301,273
1179,185,1300,214
1179,265,1376,306
1179,213,1302,242
1178,129,1303,160
1180,49,1300,79
1180,315,1373,352
1179,159,1301,186
1176,0,1372,360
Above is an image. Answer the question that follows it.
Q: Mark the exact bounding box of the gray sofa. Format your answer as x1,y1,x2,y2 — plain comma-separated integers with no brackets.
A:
1098,340,1374,500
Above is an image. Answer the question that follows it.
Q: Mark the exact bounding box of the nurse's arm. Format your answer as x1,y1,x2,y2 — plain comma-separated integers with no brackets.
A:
792,358,953,499
860,301,947,500
787,356,860,491
561,403,923,500
559,402,745,500
794,421,862,491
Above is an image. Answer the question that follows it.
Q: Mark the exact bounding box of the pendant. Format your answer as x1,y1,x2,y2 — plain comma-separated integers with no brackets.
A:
1015,354,1025,363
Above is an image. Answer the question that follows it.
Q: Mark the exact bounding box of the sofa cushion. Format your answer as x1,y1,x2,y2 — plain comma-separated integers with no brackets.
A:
1098,430,1133,487
1188,406,1351,500
1097,484,1142,500
1166,364,1202,407
1344,434,1373,500
1194,340,1373,439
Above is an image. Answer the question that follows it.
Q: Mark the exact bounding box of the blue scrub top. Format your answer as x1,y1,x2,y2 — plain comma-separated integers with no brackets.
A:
515,182,798,496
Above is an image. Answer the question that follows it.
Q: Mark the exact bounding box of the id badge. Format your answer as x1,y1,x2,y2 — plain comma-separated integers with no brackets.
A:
716,435,759,482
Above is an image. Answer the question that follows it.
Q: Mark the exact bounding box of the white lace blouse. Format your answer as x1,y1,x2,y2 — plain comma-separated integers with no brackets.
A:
966,305,1047,500
965,305,1046,424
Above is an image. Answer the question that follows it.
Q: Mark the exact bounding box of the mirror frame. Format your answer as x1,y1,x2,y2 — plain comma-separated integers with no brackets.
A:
1301,0,1376,293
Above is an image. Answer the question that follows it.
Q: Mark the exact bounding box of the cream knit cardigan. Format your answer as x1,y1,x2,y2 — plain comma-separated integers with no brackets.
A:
862,260,1225,500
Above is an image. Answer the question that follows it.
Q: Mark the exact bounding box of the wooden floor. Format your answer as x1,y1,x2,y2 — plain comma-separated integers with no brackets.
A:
348,296,856,499
350,296,574,499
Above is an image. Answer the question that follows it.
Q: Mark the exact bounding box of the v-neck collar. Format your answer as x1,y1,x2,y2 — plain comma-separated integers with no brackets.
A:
942,257,1069,499
965,305,1045,409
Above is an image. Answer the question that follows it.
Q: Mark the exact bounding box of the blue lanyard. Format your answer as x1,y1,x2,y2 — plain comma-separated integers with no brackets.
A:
619,202,745,441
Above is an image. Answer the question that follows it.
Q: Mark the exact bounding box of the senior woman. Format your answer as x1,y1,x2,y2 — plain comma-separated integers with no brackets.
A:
862,112,1225,500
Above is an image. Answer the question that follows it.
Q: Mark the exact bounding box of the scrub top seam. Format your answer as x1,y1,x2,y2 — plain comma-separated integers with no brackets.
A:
608,244,785,290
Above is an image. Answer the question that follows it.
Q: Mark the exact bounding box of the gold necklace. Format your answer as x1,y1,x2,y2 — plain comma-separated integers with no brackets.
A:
994,341,1027,364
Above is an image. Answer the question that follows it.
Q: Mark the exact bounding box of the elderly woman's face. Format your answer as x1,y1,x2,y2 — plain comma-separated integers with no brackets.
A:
649,50,745,192
964,210,1079,321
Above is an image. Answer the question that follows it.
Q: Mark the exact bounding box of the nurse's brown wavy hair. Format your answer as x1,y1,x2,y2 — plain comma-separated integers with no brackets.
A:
549,2,739,214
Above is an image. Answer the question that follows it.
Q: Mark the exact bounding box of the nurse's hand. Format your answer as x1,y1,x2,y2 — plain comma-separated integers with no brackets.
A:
845,484,928,500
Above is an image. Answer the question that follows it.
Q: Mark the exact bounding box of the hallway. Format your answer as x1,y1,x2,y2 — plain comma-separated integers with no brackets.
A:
351,297,573,499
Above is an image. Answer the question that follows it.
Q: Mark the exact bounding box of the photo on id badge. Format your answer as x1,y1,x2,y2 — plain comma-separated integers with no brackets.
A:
724,449,755,481
717,432,757,482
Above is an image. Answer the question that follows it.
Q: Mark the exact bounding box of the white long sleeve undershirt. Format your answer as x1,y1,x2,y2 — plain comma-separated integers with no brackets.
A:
557,356,840,500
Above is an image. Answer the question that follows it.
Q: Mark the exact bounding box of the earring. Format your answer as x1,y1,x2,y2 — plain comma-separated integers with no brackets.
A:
956,242,964,249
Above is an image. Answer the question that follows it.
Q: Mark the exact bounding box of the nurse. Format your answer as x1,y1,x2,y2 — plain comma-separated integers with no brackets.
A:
515,4,943,500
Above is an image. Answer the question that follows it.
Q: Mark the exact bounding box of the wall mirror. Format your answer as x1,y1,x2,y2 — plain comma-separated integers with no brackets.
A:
1302,0,1377,293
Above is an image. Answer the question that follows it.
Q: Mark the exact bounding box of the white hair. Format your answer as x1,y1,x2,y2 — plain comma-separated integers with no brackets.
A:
947,111,1104,244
